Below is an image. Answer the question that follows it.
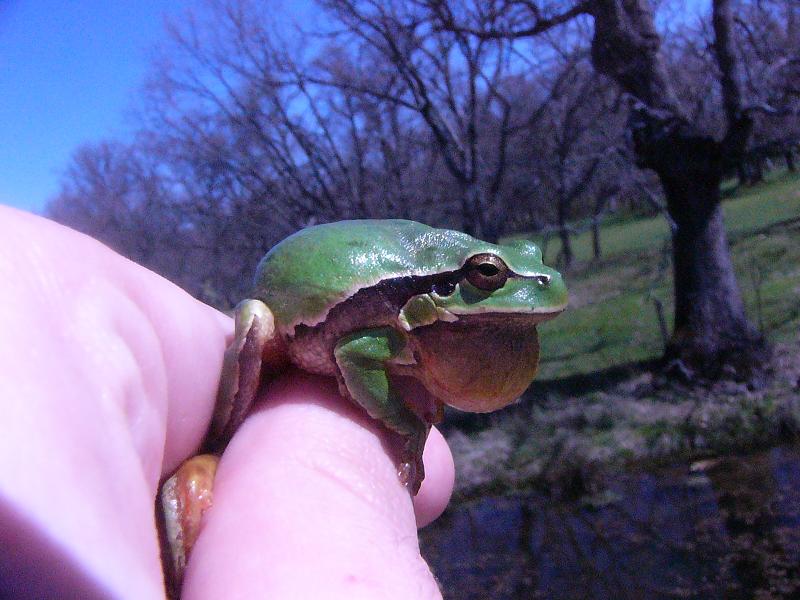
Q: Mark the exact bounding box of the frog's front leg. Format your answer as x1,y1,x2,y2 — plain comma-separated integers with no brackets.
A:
161,299,284,592
334,327,432,494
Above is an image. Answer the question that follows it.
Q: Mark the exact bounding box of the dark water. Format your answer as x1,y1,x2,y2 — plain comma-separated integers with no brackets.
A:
420,447,800,599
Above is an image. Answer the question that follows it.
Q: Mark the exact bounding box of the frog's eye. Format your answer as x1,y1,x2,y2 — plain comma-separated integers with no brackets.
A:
464,254,509,292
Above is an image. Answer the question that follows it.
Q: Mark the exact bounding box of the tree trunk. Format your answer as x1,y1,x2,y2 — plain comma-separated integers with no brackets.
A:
459,181,479,238
585,0,768,380
786,147,796,172
591,189,614,262
751,154,764,184
557,192,573,268
643,129,765,377
591,218,601,261
461,181,499,242
558,225,573,268
737,161,749,187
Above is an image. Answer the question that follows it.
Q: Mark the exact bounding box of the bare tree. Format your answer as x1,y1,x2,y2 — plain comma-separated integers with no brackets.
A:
541,67,622,268
318,0,578,240
444,0,775,378
47,0,795,370
48,141,184,279
138,0,450,298
593,0,767,377
735,0,800,177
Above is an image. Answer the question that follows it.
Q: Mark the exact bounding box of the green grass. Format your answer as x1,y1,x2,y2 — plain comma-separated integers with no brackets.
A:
531,170,800,380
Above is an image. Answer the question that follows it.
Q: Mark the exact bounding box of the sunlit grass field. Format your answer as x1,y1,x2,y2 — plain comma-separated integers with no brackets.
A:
528,170,800,380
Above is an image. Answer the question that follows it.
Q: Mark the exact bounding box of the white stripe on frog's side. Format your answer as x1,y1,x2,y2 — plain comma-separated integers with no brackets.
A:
397,303,567,331
444,302,568,317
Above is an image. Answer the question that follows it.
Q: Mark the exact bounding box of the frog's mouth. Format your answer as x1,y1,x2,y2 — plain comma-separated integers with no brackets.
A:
445,305,567,323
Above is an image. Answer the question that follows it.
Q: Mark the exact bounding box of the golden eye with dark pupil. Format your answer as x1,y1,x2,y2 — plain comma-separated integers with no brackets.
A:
464,253,509,291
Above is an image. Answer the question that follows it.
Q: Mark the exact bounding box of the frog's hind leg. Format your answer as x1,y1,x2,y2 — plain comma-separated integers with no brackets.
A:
208,298,286,450
160,299,285,595
334,327,430,495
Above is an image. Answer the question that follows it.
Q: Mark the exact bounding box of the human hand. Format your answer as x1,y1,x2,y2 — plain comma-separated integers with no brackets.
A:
0,206,454,599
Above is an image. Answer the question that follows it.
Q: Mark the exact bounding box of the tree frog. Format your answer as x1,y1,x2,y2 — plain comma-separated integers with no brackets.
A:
160,219,567,584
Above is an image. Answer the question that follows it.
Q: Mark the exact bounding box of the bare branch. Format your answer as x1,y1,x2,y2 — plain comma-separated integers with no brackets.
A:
430,0,592,40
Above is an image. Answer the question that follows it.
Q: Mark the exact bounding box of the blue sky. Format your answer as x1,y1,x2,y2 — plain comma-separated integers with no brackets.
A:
0,0,187,212
0,0,704,215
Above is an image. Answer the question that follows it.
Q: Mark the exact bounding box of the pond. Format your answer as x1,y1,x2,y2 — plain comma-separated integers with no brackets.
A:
420,446,800,599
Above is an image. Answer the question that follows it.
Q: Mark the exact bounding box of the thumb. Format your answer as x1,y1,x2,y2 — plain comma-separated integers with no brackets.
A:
180,370,453,599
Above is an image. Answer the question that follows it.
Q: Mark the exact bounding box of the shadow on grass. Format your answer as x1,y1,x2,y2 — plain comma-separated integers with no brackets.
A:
531,357,662,396
444,356,662,433
537,336,620,366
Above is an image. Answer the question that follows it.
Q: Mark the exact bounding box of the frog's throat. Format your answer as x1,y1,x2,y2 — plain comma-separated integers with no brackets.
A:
407,316,542,412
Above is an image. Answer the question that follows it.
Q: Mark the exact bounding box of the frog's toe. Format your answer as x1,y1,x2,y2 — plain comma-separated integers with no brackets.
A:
160,454,219,596
398,459,424,495
398,428,428,495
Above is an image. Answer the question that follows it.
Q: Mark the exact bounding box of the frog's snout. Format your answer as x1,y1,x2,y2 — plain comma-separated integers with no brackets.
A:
534,269,568,317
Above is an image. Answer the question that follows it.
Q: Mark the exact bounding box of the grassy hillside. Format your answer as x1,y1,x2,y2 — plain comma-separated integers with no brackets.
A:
528,170,800,380
446,173,800,500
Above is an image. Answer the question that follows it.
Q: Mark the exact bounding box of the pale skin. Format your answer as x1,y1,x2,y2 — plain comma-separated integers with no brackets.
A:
0,206,454,599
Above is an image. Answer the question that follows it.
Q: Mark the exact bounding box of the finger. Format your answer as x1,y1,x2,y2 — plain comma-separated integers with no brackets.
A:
0,208,229,597
181,370,451,599
413,427,454,528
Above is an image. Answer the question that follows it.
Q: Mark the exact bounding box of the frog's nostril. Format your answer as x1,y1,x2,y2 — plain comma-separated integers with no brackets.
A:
535,274,551,288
